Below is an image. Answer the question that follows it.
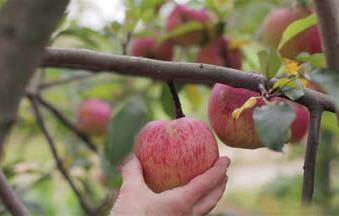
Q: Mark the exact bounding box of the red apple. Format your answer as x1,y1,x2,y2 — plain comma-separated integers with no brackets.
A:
289,100,310,143
166,4,217,46
76,99,112,136
135,117,219,193
208,84,309,149
197,36,242,70
261,7,322,59
127,36,174,61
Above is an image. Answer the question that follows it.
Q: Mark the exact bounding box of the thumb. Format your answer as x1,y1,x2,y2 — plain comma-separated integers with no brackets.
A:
121,154,147,189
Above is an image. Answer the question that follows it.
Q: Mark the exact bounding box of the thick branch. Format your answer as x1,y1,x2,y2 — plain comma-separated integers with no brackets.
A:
302,107,323,203
313,0,339,70
41,48,336,113
0,0,69,155
27,95,94,215
34,94,98,153
0,171,28,216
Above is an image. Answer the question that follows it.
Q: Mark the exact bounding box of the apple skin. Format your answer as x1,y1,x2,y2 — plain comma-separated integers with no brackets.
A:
76,99,112,136
261,7,322,59
127,36,174,61
197,36,242,70
208,84,309,149
135,117,219,193
289,101,310,143
166,4,216,46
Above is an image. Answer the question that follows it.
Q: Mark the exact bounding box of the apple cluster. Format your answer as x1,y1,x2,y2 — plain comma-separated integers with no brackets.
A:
128,3,314,193
79,4,316,192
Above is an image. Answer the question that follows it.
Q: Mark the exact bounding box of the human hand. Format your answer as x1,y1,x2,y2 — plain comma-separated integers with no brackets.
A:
111,154,230,216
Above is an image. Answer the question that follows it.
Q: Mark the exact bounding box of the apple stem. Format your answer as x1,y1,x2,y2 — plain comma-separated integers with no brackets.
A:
167,80,185,119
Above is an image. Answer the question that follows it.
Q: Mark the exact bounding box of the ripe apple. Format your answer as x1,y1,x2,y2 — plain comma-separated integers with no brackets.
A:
208,84,309,149
135,117,219,193
76,99,112,136
197,36,242,70
261,7,322,59
166,4,217,46
127,36,174,61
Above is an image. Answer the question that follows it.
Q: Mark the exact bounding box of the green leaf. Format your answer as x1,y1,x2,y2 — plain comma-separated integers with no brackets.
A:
159,21,205,43
309,68,339,107
278,14,318,51
253,103,296,151
160,83,175,117
105,97,149,166
272,77,305,100
296,53,327,68
258,49,281,78
160,83,183,117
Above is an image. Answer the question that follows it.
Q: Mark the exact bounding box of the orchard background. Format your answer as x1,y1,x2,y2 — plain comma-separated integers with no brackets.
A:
0,0,339,215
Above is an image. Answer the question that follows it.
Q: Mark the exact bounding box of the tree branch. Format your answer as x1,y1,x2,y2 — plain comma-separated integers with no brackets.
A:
27,94,94,215
34,94,98,153
0,171,29,216
313,0,339,70
0,0,69,156
41,48,336,113
302,107,323,203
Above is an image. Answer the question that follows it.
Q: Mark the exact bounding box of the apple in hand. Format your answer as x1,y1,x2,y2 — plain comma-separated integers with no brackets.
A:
127,36,174,61
197,36,242,70
166,4,217,46
261,7,322,59
135,117,219,193
208,84,309,149
76,99,112,136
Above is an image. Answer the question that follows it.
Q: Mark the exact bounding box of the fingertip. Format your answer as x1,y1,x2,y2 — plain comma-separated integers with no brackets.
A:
217,156,231,168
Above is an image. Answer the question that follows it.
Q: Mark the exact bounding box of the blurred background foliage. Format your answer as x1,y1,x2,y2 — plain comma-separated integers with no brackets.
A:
0,0,338,215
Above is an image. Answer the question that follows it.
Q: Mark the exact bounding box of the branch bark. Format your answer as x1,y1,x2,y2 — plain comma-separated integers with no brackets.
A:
0,171,29,216
313,0,339,70
27,94,94,215
41,48,336,113
0,0,70,155
302,107,323,203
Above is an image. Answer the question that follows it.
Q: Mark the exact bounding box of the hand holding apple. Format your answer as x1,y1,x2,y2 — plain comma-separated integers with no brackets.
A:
111,154,230,216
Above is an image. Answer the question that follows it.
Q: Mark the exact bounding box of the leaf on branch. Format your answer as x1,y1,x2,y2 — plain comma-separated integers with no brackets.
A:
159,21,205,43
232,96,259,120
258,49,281,78
272,77,305,100
278,13,318,51
105,97,149,167
296,53,327,68
253,103,296,151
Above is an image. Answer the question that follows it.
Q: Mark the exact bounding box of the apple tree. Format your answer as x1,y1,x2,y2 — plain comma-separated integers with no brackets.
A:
0,0,339,215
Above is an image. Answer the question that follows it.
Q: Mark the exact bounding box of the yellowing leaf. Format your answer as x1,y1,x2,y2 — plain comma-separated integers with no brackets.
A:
184,84,202,111
229,38,251,49
283,58,301,75
232,97,258,120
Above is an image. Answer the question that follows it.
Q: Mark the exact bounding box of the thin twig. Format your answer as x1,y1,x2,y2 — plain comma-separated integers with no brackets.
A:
122,32,132,55
167,80,185,119
0,170,29,216
302,107,323,203
33,94,98,153
27,94,94,215
38,74,95,90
